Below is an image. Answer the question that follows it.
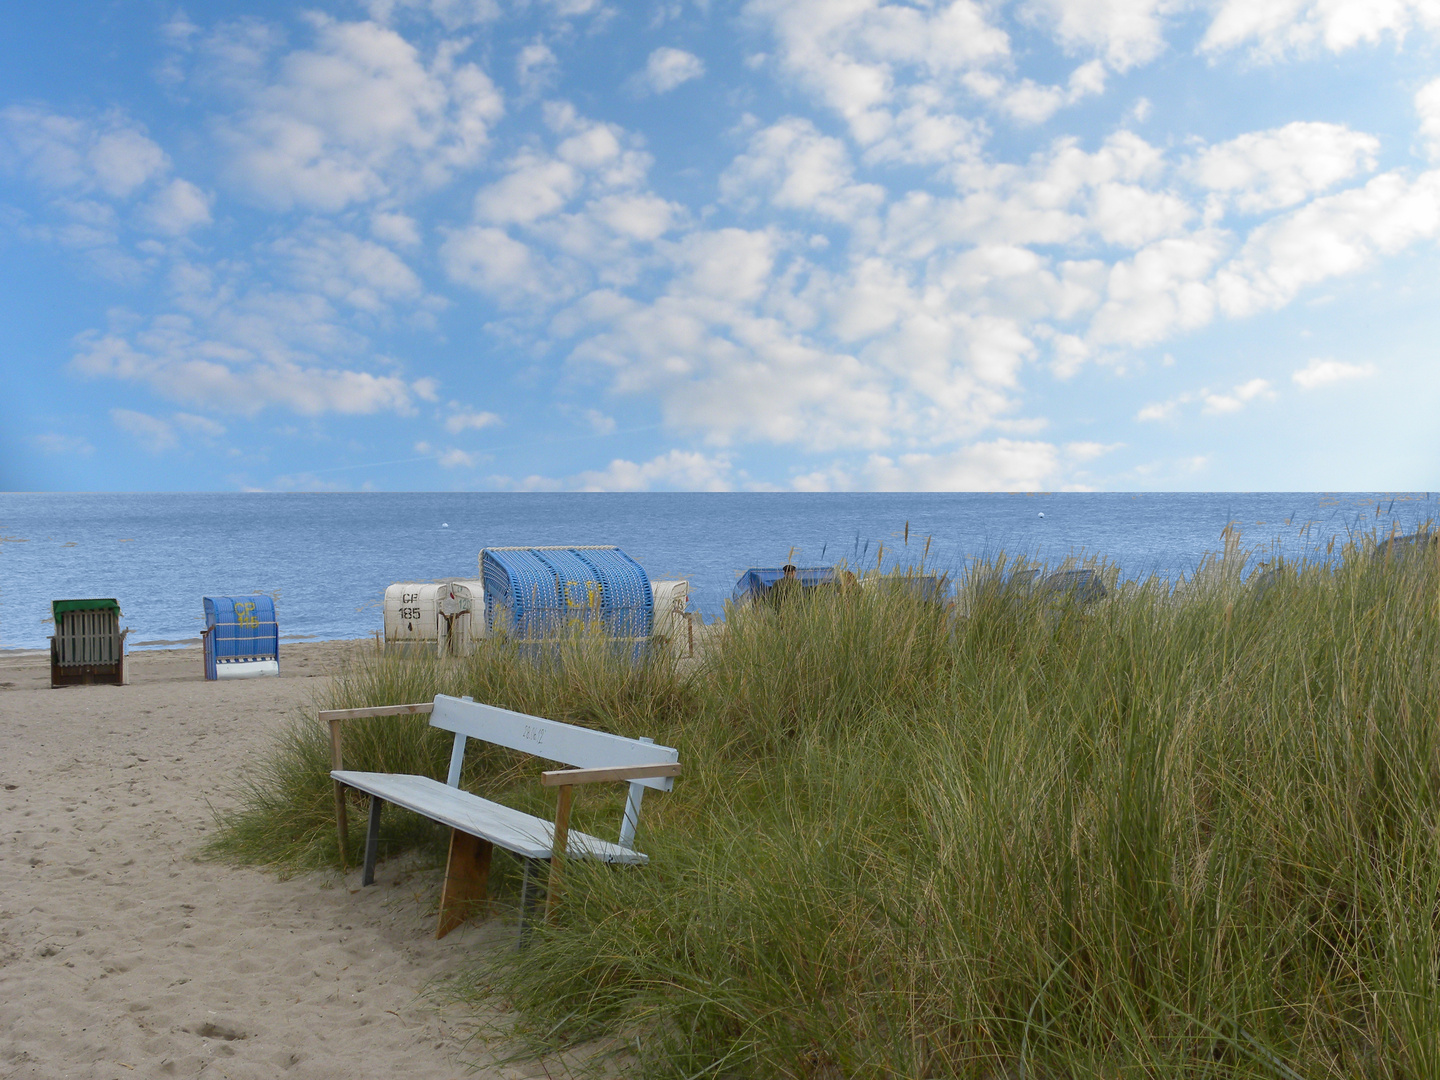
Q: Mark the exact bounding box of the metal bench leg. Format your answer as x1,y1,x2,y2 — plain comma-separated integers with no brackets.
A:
518,857,545,949
436,829,492,939
362,795,384,887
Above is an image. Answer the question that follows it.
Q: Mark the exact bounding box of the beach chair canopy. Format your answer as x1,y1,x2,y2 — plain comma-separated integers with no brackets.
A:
203,595,280,660
731,567,835,604
481,546,653,640
53,597,121,620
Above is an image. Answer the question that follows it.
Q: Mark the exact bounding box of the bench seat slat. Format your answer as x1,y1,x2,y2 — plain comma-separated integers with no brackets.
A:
332,770,649,865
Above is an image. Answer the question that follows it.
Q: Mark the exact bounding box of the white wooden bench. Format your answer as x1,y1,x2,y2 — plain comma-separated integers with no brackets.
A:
321,694,681,939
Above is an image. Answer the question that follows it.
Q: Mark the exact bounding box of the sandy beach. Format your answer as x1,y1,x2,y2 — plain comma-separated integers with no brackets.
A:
0,642,545,1080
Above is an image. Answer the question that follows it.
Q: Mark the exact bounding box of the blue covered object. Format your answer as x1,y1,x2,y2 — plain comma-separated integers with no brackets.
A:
203,595,280,679
480,547,654,642
731,567,835,604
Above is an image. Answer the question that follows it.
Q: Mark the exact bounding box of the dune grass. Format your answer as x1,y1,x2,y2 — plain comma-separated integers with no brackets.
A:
210,538,1440,1078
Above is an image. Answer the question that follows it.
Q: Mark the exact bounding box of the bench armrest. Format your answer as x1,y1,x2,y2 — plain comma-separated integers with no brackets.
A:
321,702,435,770
540,762,682,787
318,703,436,723
322,702,435,867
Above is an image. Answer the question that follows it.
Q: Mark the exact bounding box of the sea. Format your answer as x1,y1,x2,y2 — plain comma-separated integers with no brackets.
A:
1,491,1436,652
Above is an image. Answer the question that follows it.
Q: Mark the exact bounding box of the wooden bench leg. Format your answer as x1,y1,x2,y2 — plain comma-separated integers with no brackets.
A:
362,795,384,887
544,784,574,925
436,830,492,939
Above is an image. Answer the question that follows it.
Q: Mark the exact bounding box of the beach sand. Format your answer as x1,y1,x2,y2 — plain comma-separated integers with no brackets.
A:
0,642,548,1080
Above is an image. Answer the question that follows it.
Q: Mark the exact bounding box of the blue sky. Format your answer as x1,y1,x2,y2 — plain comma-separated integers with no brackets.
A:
2,0,1437,492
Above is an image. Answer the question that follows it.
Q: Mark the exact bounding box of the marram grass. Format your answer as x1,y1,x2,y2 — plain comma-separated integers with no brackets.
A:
210,539,1440,1079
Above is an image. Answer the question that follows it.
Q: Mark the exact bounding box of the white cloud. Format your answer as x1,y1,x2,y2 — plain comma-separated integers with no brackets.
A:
371,210,421,247
1202,377,1274,414
140,178,213,235
467,116,663,275
1203,0,1440,57
585,193,677,241
583,408,616,434
440,225,560,299
643,47,705,94
561,234,1046,456
274,226,423,312
748,0,1011,146
437,447,477,467
1193,122,1379,214
1065,440,1121,461
517,42,558,95
444,410,501,432
216,16,504,211
31,432,95,456
1088,182,1192,247
1088,232,1224,346
879,132,1171,257
998,62,1108,124
89,129,171,198
474,152,583,224
1135,394,1185,421
364,0,501,28
161,10,200,47
573,449,733,491
0,106,169,197
173,412,227,437
74,290,421,418
1022,0,1182,71
1215,169,1440,317
1292,357,1376,388
1137,377,1275,420
672,227,778,303
111,408,178,452
721,117,886,222
796,439,1061,491
1417,78,1440,162
565,268,905,453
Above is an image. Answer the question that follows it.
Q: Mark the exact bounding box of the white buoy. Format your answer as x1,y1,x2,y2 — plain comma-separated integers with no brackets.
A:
1038,512,1045,518
441,523,449,528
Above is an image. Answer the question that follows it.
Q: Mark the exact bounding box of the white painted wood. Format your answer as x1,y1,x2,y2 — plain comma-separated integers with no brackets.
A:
428,695,679,791
539,762,680,786
332,770,648,864
214,659,280,679
618,735,655,850
445,729,467,788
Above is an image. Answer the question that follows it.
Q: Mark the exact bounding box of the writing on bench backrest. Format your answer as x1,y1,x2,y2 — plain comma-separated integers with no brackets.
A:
430,694,679,792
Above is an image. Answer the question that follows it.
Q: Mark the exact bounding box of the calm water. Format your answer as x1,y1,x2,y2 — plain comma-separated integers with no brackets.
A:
1,492,1435,651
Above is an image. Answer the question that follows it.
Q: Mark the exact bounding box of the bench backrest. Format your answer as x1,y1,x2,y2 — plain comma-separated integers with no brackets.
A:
430,694,679,792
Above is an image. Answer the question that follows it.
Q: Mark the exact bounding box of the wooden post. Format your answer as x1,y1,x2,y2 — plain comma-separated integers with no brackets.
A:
436,830,492,939
545,784,574,924
329,718,348,865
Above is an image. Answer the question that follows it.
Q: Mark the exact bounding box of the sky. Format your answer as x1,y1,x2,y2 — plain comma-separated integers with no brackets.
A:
1,0,1438,493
